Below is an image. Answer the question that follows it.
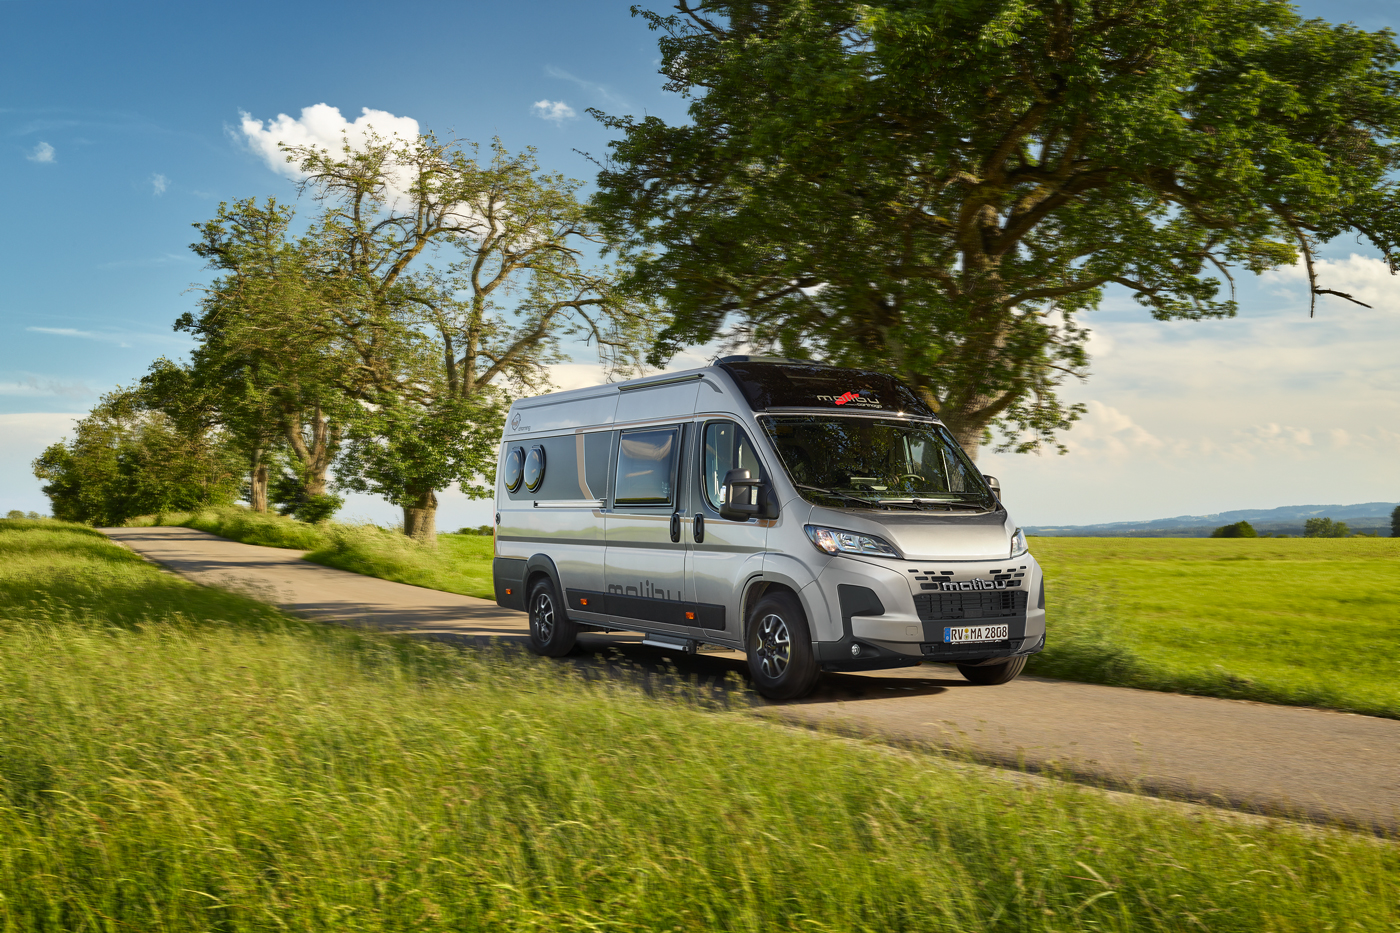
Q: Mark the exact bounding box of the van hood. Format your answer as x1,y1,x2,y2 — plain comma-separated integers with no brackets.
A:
806,506,1014,562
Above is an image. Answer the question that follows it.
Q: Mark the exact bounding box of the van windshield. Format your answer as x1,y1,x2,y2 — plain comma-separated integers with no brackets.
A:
757,415,997,511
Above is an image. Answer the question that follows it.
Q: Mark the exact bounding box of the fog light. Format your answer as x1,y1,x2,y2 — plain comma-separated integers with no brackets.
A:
850,644,861,658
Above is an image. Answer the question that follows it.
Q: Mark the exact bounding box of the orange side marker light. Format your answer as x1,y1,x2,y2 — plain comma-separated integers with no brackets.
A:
685,611,695,620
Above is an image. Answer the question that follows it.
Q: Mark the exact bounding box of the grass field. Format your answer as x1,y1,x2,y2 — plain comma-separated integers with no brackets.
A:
128,507,495,598
127,510,1400,717
1026,537,1400,719
1,518,1397,932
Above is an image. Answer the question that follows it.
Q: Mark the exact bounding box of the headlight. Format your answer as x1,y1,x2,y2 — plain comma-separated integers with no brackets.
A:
1010,527,1029,558
805,524,900,558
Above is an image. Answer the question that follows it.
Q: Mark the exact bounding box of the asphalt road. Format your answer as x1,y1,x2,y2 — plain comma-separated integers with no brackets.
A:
103,525,1400,833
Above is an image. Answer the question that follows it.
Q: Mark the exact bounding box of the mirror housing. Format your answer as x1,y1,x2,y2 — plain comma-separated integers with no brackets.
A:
982,474,1001,498
719,468,767,522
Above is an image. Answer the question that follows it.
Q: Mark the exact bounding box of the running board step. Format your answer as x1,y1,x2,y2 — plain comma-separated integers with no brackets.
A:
641,634,699,654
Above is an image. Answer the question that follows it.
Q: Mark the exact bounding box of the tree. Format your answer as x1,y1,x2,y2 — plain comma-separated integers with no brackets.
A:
278,133,656,541
1391,505,1400,538
182,199,357,522
31,386,242,526
1211,521,1257,538
591,0,1400,457
1304,517,1349,538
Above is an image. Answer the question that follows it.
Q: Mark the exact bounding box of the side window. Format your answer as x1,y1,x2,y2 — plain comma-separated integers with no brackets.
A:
703,421,765,511
614,427,680,507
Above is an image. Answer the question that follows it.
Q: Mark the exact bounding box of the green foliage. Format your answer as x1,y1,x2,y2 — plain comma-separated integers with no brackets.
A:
2,520,1398,931
1304,516,1351,537
274,133,658,536
335,395,501,520
458,524,494,536
31,387,242,526
305,523,495,599
1391,505,1400,537
1028,537,1400,718
594,0,1400,452
1210,520,1258,538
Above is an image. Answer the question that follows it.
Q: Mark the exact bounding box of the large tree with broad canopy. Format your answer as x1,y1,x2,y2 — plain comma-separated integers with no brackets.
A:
590,0,1400,457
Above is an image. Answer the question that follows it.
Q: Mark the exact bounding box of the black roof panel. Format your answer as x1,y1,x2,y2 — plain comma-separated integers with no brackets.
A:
716,359,935,416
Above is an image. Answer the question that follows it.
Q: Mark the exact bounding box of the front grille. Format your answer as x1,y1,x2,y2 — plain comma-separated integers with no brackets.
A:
914,590,1027,623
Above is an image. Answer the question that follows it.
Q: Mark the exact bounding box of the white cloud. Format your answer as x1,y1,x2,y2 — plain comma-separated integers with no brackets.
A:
532,100,577,123
0,377,90,399
1263,253,1400,314
544,65,630,110
151,173,168,195
26,141,54,163
238,104,421,180
27,326,132,348
1056,400,1164,459
0,413,86,516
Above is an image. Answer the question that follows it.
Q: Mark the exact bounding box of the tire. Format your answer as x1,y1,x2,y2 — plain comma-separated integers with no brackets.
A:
527,576,578,657
745,591,821,701
957,655,1028,685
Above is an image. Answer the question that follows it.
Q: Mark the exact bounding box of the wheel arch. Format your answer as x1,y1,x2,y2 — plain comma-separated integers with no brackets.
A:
525,554,564,604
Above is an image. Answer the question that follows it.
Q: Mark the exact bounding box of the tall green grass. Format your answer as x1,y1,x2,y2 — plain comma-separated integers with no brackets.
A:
122,513,1400,716
1027,538,1400,719
4,520,1398,931
127,506,495,598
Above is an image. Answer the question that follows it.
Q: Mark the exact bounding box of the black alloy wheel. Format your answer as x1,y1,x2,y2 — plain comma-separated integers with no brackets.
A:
744,591,820,700
527,576,578,657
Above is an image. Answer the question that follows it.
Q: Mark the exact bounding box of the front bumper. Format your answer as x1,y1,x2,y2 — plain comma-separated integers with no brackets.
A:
811,554,1046,672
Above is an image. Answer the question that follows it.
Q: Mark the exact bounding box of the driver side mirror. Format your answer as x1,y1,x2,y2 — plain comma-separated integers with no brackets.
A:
982,474,1001,498
720,468,779,521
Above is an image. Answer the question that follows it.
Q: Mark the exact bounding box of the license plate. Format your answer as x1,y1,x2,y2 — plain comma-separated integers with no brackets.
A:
944,624,1009,644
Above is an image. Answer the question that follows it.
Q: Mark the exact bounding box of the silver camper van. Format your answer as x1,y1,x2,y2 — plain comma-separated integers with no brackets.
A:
492,357,1045,699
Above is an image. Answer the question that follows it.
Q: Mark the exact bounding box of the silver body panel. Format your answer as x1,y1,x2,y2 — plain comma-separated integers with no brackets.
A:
495,365,1044,665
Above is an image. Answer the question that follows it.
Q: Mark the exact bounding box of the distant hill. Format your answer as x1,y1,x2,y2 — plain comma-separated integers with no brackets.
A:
1026,501,1399,537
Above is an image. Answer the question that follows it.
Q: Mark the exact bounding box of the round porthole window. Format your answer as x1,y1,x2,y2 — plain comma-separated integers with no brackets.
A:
524,445,546,492
503,447,525,492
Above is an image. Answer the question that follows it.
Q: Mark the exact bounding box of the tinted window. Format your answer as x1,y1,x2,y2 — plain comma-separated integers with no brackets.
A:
614,428,680,506
702,422,766,511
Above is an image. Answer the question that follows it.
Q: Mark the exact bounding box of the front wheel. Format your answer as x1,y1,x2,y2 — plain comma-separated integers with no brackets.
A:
957,655,1027,685
745,591,820,701
527,577,578,657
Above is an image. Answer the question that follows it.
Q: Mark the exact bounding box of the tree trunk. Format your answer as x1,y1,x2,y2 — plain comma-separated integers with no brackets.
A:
952,426,982,462
250,460,269,512
403,489,438,546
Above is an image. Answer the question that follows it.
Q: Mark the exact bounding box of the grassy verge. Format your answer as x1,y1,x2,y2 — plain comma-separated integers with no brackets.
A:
1,519,1397,931
123,512,1400,716
127,506,495,598
1027,537,1400,719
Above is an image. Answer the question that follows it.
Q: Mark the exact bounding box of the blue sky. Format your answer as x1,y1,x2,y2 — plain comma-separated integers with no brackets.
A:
2,0,1397,528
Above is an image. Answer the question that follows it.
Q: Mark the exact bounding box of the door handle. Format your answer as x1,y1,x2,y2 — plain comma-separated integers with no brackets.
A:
693,512,704,543
669,511,681,543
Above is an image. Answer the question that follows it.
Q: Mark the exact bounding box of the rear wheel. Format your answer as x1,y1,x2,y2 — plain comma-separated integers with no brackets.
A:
745,591,820,701
527,576,578,657
957,655,1027,685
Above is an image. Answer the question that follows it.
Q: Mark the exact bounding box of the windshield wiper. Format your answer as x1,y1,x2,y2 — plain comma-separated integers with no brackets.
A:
796,484,886,509
879,498,991,512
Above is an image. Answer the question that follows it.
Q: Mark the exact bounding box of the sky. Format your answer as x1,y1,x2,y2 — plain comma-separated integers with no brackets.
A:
2,0,1397,530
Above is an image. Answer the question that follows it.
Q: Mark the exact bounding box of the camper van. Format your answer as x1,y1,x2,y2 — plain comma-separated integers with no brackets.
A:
492,357,1045,699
